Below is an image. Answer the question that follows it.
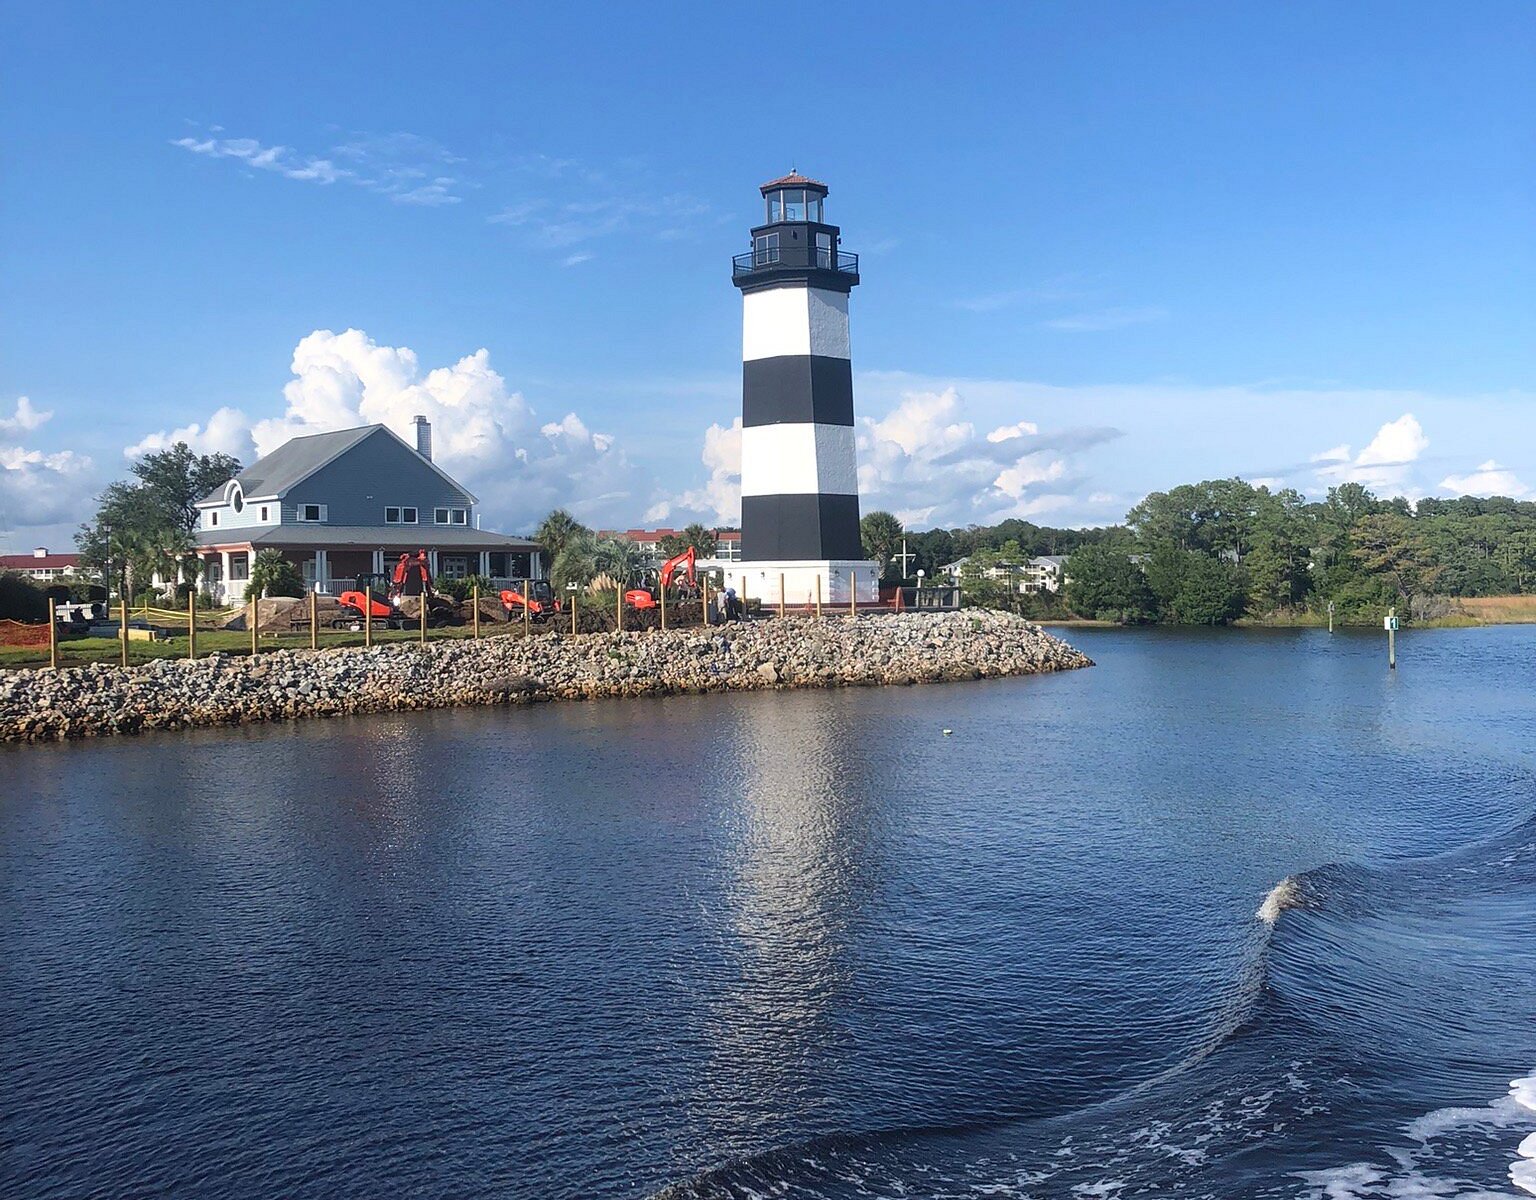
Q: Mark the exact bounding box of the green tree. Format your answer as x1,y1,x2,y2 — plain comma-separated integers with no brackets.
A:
1064,544,1156,623
860,510,904,580
658,523,718,559
246,549,304,599
533,509,589,571
550,541,597,591
1168,553,1244,624
76,442,243,590
592,537,645,585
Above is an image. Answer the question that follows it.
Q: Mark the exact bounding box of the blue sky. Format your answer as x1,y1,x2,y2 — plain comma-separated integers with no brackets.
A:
2,2,1532,550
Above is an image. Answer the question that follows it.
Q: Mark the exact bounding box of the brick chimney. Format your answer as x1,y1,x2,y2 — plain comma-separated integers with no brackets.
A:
412,414,432,461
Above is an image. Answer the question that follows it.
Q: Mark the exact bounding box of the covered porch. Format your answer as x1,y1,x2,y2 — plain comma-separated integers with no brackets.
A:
193,528,543,605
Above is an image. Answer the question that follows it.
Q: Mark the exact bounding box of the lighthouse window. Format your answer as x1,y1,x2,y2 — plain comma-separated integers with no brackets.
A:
753,232,779,266
816,232,832,268
767,192,783,222
784,190,806,221
808,196,823,221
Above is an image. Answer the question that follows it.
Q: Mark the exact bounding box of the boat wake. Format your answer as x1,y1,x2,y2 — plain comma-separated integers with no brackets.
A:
648,813,1536,1199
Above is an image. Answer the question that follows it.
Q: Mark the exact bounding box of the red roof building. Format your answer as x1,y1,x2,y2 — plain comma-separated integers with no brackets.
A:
0,548,80,580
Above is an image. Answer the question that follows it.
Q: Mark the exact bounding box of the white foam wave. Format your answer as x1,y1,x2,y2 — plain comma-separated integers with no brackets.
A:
1299,1070,1536,1198
1256,875,1303,925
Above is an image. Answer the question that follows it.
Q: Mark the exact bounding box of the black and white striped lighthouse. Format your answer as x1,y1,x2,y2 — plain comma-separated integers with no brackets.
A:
728,172,877,606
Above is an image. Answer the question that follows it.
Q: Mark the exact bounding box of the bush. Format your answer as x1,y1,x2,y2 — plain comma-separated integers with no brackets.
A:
246,549,305,599
0,572,48,621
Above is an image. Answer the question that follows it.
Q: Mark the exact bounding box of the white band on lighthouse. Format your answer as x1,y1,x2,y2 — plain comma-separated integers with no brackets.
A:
739,424,859,497
742,288,850,361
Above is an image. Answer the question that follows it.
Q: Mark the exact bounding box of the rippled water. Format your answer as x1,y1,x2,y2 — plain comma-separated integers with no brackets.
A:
2,626,1533,1198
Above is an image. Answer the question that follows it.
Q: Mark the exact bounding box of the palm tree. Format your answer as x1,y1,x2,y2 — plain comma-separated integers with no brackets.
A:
534,509,590,572
679,523,717,558
860,511,904,581
550,542,597,592
593,537,644,586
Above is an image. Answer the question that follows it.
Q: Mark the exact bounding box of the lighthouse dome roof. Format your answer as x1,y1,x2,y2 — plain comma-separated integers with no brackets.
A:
760,171,827,195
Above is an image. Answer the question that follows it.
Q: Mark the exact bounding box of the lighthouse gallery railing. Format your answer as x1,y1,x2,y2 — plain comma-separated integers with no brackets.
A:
732,248,859,276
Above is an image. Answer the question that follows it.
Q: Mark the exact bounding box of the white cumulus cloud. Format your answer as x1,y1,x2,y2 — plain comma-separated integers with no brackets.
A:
1438,460,1531,499
1314,413,1429,493
125,329,647,533
126,406,254,461
0,398,93,533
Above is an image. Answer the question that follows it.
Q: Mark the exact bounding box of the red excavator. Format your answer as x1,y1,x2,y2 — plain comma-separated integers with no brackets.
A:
335,572,407,629
336,553,463,628
626,547,697,610
500,580,561,622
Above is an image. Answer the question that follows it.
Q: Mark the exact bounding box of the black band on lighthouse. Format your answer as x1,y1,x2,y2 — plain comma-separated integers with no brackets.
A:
741,494,864,561
742,356,854,428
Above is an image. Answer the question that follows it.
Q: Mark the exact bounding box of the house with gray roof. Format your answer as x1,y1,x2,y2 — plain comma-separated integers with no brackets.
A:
192,417,541,603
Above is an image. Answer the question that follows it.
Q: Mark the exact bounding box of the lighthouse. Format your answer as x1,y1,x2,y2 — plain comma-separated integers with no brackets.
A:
728,172,878,608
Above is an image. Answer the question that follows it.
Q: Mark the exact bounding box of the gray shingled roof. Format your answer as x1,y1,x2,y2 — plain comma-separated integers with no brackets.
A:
194,525,539,550
197,426,380,505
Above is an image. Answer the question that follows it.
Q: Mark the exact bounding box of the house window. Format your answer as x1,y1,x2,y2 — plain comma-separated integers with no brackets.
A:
452,509,467,526
386,507,419,525
298,504,325,523
210,512,219,527
440,555,468,580
434,507,468,525
229,554,249,581
259,506,269,522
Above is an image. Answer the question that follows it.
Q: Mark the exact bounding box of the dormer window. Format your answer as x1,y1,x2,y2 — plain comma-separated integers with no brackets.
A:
298,504,326,523
230,484,244,513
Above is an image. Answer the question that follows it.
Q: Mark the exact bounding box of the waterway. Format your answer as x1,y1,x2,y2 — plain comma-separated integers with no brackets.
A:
3,626,1533,1198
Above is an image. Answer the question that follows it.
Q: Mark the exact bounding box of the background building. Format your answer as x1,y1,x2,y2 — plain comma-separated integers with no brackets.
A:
192,418,541,604
0,548,80,582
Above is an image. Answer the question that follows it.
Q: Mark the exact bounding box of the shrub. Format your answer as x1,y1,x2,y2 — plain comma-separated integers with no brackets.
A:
0,572,48,621
246,549,305,599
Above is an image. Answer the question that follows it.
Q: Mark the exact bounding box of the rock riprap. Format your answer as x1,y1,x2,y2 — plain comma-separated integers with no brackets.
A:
0,611,1092,744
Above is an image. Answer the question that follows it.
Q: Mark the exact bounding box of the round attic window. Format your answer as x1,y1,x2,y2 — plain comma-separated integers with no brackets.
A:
230,483,244,513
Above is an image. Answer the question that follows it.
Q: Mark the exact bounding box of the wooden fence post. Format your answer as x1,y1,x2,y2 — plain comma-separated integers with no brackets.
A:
47,598,57,669
120,598,129,667
616,585,623,632
778,573,786,620
660,582,667,632
365,587,373,649
189,591,197,661
524,583,531,638
420,593,427,645
815,575,823,620
571,589,578,636
309,590,318,651
701,575,709,626
249,598,257,657
472,585,480,640
850,570,858,618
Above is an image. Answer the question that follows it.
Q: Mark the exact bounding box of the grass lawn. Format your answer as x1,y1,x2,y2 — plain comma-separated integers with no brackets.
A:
0,623,541,671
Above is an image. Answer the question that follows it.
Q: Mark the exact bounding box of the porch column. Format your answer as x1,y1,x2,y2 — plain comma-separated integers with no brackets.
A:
479,550,490,577
428,550,439,577
372,549,385,574
219,550,231,602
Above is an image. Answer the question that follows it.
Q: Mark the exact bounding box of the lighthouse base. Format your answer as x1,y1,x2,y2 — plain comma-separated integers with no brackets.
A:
726,560,880,608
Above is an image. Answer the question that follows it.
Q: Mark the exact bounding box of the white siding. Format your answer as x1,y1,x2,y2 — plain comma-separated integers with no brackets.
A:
740,424,859,496
742,287,851,362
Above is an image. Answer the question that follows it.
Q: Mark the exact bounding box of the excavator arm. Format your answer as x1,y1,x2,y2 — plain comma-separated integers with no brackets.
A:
659,546,696,591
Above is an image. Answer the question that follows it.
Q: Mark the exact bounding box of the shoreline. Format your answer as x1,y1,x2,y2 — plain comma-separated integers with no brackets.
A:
0,611,1092,745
